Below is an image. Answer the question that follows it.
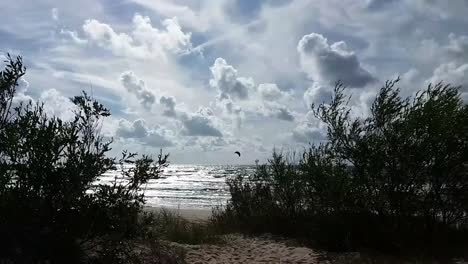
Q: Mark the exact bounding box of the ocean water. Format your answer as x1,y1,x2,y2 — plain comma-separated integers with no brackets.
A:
97,165,256,209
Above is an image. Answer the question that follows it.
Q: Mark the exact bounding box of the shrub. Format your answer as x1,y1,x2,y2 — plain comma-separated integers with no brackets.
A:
215,78,468,256
0,55,170,263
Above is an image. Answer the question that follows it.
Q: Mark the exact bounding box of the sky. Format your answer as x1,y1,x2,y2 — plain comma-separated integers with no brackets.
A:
1,0,468,164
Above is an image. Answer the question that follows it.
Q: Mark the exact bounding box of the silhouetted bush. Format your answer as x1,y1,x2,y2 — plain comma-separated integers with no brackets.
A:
0,55,174,263
214,78,468,257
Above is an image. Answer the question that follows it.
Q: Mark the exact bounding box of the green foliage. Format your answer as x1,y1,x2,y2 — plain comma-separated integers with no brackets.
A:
215,78,468,256
0,54,171,263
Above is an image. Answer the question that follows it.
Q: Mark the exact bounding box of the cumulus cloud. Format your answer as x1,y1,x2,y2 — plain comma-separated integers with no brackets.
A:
292,123,326,143
115,119,173,147
9,86,75,122
17,78,29,94
160,96,177,117
198,137,229,152
120,71,156,109
258,83,287,101
83,19,142,57
180,108,223,137
445,33,468,62
11,78,34,108
223,99,242,115
275,107,295,121
298,33,376,88
82,13,191,59
217,99,244,130
208,58,294,124
257,102,295,122
116,119,148,138
209,58,254,100
303,82,333,107
145,133,174,147
132,14,192,54
428,62,468,90
425,33,468,95
40,89,76,121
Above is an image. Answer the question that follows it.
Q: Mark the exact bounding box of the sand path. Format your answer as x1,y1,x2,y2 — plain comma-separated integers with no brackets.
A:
184,235,322,264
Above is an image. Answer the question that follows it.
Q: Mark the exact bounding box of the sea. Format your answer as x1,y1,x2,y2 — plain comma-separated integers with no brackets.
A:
97,165,256,209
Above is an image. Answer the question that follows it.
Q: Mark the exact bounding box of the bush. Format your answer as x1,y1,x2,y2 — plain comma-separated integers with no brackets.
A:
214,78,468,256
0,55,171,263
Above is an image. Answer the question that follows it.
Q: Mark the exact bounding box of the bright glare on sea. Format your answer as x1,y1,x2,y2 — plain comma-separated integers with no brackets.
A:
97,164,256,209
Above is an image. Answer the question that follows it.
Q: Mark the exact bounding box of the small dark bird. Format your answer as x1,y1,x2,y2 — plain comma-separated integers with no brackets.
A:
234,151,241,157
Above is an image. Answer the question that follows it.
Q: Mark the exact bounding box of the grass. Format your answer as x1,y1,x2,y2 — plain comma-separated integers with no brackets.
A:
150,208,223,245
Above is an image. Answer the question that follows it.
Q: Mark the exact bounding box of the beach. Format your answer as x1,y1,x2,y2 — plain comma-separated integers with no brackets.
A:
145,206,213,221
147,206,327,264
183,234,323,264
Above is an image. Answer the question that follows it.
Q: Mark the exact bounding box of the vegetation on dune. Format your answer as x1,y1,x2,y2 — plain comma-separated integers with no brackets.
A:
152,208,222,245
212,79,468,258
0,55,180,263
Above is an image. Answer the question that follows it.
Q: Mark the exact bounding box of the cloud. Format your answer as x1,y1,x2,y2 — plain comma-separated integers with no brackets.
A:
428,62,468,91
258,83,287,101
51,8,59,21
303,82,333,107
145,131,174,147
275,107,295,121
292,123,326,143
39,89,76,121
424,33,468,95
132,14,192,54
257,102,295,122
198,137,229,152
83,19,143,58
180,109,223,137
297,33,376,88
115,119,173,147
366,0,398,10
116,119,148,138
120,71,156,109
160,96,177,117
209,58,296,125
208,58,294,123
223,99,242,115
82,13,192,59
17,78,29,94
60,29,88,44
445,33,468,62
209,58,254,100
217,99,244,130
11,78,34,108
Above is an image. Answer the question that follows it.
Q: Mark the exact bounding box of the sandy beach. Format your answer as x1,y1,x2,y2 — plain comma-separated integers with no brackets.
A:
147,207,324,263
183,234,322,264
144,206,212,221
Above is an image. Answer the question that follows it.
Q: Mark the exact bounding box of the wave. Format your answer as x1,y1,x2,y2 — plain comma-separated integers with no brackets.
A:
96,164,254,209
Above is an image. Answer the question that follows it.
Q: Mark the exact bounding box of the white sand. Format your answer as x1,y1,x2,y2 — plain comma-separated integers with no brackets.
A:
184,235,322,264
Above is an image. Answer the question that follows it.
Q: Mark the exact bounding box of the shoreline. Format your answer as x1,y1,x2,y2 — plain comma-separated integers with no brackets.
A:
144,206,212,221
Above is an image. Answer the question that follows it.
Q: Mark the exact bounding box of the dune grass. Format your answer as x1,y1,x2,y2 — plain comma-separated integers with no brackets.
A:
150,208,223,245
